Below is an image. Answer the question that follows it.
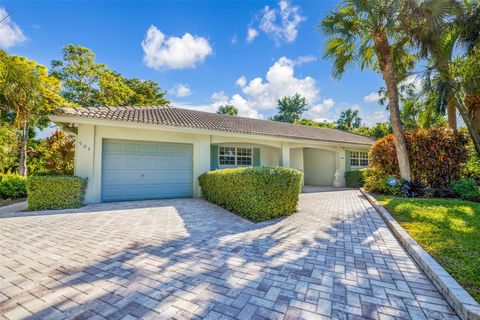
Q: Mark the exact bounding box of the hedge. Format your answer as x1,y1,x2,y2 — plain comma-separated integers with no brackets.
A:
345,169,369,188
199,166,303,222
27,176,87,211
369,127,469,188
0,174,27,199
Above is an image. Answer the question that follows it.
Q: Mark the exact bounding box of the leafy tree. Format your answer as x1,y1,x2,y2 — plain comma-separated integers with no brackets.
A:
0,51,64,176
336,108,362,130
321,1,414,181
366,122,391,139
271,94,308,123
51,44,169,107
216,104,238,116
295,118,336,128
0,122,18,173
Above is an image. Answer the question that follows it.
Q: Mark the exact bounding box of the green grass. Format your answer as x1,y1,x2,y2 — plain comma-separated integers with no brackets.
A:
376,196,480,303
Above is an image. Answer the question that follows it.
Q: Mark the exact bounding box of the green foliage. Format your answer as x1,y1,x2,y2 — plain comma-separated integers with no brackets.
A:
0,123,18,173
27,176,87,211
345,169,369,188
42,130,75,175
451,178,480,202
271,94,308,123
336,108,361,130
363,169,401,196
370,127,469,188
0,174,27,199
295,118,336,128
51,44,169,107
199,167,303,222
463,136,480,181
216,105,238,116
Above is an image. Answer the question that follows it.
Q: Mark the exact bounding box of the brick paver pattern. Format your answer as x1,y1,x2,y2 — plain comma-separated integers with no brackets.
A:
1,190,458,319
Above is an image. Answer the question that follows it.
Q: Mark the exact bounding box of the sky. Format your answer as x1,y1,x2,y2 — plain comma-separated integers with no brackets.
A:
1,0,395,128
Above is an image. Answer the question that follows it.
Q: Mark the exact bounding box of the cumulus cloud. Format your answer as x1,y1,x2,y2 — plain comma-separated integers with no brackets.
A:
363,91,382,103
248,0,305,45
294,55,317,65
142,25,212,70
304,98,336,122
363,110,389,126
171,84,191,97
0,7,27,48
246,28,258,43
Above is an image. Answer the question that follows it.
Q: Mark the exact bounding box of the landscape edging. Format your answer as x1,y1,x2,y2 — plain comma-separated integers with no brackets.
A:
360,188,480,320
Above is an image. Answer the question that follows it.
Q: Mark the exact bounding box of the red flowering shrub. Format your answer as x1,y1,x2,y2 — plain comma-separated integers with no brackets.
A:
369,127,469,188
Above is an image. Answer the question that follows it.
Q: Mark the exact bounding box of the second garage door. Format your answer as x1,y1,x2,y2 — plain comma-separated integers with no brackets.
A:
101,139,193,202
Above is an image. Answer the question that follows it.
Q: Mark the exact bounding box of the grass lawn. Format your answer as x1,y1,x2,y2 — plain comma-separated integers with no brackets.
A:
376,196,480,303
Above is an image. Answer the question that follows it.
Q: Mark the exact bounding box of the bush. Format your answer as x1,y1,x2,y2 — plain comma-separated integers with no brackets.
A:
401,180,426,198
345,169,369,188
27,176,87,211
363,169,401,196
370,127,469,188
0,174,27,199
451,178,480,202
199,166,303,222
424,187,457,199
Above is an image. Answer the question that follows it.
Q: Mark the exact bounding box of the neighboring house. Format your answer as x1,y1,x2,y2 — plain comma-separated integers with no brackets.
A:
51,106,374,203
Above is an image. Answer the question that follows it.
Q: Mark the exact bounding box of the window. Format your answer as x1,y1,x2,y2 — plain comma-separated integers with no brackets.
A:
350,151,369,167
219,146,252,166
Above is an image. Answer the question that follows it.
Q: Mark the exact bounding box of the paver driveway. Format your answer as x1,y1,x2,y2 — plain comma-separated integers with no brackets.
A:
1,190,458,320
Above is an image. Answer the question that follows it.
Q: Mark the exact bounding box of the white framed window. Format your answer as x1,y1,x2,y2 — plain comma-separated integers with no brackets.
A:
350,151,369,167
219,146,252,166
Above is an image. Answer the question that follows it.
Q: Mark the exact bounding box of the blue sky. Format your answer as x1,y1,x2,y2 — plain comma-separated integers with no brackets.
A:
1,0,391,125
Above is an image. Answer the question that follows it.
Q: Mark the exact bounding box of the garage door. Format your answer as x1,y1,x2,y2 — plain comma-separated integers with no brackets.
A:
304,148,335,186
101,139,193,202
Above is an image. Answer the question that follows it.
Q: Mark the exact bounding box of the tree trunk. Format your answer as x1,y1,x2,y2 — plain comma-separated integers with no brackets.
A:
447,98,457,131
18,120,28,177
373,30,412,181
465,93,480,133
454,94,480,156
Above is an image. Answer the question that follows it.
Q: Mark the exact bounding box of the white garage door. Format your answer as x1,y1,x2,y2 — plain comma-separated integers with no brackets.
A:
101,139,193,202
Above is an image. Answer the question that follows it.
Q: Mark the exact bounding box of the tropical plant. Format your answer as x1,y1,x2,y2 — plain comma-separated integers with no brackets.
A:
295,118,336,128
0,122,18,173
321,0,414,181
0,50,64,176
216,104,238,116
42,130,75,175
271,93,308,123
336,108,361,130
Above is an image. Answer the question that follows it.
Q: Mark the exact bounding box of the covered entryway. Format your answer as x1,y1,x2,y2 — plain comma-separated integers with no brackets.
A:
303,148,336,186
101,139,193,202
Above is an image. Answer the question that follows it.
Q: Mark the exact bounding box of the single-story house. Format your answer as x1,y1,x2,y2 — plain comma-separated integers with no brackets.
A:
51,106,374,203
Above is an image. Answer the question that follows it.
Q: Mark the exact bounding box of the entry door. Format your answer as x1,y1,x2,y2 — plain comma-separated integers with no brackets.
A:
101,139,193,202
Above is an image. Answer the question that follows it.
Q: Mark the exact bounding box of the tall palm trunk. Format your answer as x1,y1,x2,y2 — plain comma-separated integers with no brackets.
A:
465,92,480,133
454,94,480,156
18,120,28,177
373,30,412,181
447,98,457,131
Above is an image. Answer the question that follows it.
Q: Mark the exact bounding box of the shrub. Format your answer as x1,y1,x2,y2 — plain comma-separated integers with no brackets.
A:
370,127,469,188
451,178,480,202
363,169,401,196
345,169,369,188
424,187,457,199
199,166,303,222
401,180,426,198
27,176,87,211
0,174,27,199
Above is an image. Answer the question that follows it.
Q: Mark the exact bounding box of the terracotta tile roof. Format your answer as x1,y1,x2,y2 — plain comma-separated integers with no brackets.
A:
55,106,375,146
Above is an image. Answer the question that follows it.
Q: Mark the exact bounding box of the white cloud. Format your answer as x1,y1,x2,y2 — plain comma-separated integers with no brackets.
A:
249,0,305,45
171,84,191,97
294,55,317,65
364,110,389,126
246,28,258,43
237,56,318,110
211,91,229,102
402,74,422,93
231,35,238,44
363,91,382,103
142,25,212,70
0,7,26,48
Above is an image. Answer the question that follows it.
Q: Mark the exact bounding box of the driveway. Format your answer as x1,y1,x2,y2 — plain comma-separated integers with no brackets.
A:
0,190,458,320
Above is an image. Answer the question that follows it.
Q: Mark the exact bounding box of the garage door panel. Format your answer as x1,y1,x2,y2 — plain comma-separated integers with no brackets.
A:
102,139,193,201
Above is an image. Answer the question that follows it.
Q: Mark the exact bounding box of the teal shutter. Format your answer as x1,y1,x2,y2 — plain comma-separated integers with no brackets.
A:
210,145,219,170
253,148,261,166
345,150,351,171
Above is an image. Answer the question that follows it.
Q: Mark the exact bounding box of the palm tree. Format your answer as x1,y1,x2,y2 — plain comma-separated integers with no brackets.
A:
216,105,238,116
321,1,413,181
336,108,362,131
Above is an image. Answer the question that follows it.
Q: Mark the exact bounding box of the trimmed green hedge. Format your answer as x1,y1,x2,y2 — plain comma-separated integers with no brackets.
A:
199,166,303,222
0,174,27,199
27,176,87,211
345,169,369,188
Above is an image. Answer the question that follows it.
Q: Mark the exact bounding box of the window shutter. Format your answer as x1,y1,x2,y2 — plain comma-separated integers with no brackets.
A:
253,148,261,166
210,145,219,170
345,150,351,171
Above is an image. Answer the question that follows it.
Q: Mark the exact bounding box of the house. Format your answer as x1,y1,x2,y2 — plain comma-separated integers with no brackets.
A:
51,106,374,203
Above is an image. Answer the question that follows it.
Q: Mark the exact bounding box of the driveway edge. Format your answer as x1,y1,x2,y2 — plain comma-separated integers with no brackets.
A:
360,188,480,320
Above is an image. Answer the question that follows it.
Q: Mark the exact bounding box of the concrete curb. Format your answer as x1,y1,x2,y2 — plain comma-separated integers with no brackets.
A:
360,188,480,320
